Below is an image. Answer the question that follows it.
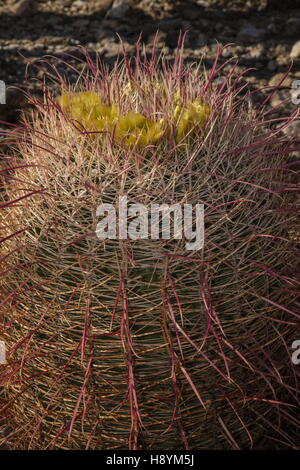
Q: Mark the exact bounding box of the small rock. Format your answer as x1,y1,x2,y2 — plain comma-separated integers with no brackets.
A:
4,43,19,50
281,119,300,137
148,31,167,47
100,38,134,58
92,0,113,13
274,44,287,56
256,0,268,11
71,0,84,9
9,0,37,16
269,73,292,88
270,89,295,114
68,38,81,46
105,0,131,19
237,24,264,43
276,53,289,66
222,46,234,58
290,40,300,59
249,44,264,59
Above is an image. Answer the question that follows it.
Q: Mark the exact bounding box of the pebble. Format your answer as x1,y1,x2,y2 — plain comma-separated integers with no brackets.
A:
8,0,37,16
93,0,114,14
148,31,167,47
105,0,131,19
290,40,300,59
4,43,19,50
270,89,294,112
269,73,292,88
249,44,264,59
281,119,300,137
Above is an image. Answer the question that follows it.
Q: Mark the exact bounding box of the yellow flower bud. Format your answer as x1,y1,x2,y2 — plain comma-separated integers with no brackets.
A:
57,91,119,133
115,112,164,148
175,97,210,142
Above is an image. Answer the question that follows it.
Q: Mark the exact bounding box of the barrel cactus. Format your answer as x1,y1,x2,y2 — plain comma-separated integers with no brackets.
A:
0,42,299,450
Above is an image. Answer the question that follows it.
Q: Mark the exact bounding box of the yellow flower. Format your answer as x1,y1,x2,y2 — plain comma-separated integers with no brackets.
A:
115,112,164,148
173,88,182,105
92,103,119,132
57,88,209,147
57,91,100,114
173,94,211,142
57,91,119,132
